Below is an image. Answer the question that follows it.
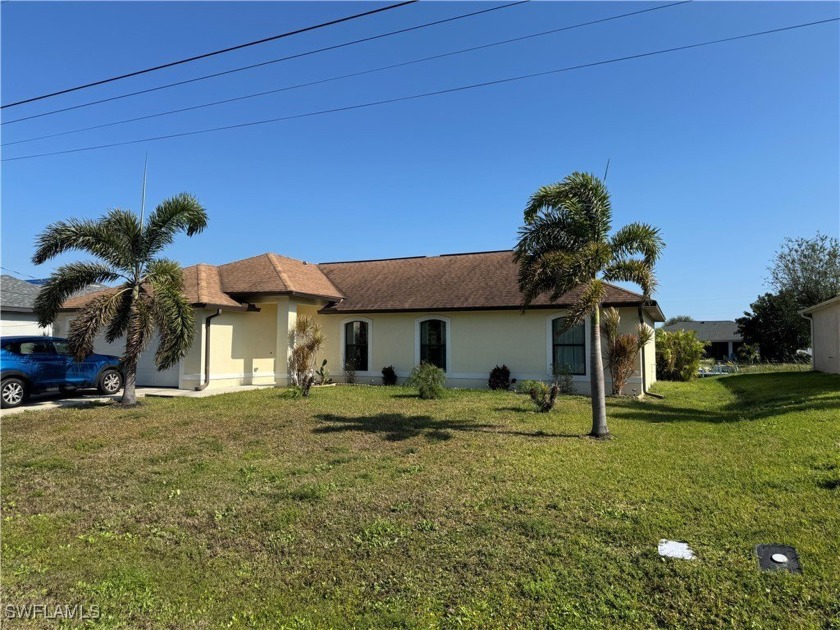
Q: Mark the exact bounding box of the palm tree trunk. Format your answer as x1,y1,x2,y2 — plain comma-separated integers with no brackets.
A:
121,360,138,405
590,308,609,437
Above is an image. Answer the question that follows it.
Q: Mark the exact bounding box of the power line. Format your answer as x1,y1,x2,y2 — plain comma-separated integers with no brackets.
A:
1,266,40,280
2,1,528,126
5,17,837,163
3,1,690,147
1,1,418,109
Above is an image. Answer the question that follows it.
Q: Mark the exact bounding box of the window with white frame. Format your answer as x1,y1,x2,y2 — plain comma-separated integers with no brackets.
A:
551,317,586,375
344,320,369,372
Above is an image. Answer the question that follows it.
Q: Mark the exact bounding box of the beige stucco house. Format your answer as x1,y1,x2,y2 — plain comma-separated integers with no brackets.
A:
57,250,665,394
800,296,840,374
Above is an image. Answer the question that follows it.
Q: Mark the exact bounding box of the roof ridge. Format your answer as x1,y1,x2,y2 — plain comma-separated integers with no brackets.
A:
266,253,292,291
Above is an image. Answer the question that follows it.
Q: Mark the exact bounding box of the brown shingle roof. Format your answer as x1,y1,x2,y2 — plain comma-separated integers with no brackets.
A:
318,250,657,314
218,253,344,300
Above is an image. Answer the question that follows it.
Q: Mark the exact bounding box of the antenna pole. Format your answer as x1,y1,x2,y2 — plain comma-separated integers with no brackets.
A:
140,152,149,224
603,157,611,182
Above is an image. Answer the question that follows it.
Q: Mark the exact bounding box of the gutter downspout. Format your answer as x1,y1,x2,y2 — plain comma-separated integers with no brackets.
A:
195,308,222,391
639,306,664,399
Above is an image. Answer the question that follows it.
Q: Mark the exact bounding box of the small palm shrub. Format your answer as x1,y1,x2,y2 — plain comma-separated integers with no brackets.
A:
488,364,511,390
601,307,653,395
656,329,707,381
406,363,446,399
288,316,325,397
528,381,559,413
381,365,398,386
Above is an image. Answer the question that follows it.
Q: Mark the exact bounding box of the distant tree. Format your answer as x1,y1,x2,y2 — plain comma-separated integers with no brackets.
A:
736,291,810,361
515,172,664,437
33,194,208,406
663,315,694,327
768,233,840,308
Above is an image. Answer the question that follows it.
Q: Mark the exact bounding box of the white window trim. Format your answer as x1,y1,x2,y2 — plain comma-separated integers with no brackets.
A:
545,312,591,381
414,315,452,373
339,317,375,377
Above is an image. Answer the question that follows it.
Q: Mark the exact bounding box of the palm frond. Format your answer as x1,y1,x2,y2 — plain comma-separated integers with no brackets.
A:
33,262,121,327
32,215,135,270
100,209,143,268
610,222,665,265
103,287,135,344
563,279,606,329
143,193,208,259
602,259,657,297
66,289,128,361
122,295,155,368
145,258,183,289
149,283,195,371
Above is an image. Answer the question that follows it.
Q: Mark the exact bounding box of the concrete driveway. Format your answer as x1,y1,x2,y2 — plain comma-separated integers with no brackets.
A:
0,385,271,417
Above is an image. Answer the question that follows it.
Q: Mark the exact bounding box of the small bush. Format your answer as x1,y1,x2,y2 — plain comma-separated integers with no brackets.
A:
656,329,707,381
382,365,398,386
528,381,559,413
343,359,356,385
406,363,446,399
488,364,511,390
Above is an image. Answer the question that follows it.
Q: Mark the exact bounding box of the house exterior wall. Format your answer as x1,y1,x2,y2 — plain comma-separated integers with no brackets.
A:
182,302,279,390
310,305,652,395
1,311,50,337
810,302,840,374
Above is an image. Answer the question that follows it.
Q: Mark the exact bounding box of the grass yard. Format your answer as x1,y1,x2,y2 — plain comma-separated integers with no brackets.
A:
2,371,839,628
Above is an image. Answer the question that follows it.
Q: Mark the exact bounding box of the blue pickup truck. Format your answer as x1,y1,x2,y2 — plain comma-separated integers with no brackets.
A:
0,336,123,408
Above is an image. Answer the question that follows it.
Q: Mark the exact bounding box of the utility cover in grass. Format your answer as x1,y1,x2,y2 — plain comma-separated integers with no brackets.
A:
756,544,801,573
658,539,695,560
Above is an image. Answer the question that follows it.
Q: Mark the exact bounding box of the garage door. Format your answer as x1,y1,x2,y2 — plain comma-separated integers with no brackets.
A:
91,332,179,388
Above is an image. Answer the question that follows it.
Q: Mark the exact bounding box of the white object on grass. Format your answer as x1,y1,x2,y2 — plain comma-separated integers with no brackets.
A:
658,539,695,560
771,553,789,564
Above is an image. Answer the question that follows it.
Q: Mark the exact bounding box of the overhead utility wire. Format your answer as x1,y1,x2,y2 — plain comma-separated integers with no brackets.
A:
1,1,417,109
2,1,527,125
5,17,837,163
4,1,690,147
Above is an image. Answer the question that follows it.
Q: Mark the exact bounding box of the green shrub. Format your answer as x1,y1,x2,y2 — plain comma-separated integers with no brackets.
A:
381,365,398,386
527,381,559,413
655,329,707,381
488,365,511,390
406,363,446,399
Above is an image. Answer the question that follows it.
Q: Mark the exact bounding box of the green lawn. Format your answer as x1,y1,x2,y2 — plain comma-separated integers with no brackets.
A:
2,372,839,628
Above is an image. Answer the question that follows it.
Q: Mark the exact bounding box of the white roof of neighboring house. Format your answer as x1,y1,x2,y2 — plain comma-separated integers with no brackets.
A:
660,320,742,342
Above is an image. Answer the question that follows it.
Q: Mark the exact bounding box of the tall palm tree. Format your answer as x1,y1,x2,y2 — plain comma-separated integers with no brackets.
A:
514,172,663,437
32,193,208,405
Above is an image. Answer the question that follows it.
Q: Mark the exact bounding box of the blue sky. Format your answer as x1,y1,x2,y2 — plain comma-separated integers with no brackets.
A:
2,1,838,320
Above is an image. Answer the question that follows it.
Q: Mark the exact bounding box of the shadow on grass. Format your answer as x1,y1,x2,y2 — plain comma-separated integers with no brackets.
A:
314,413,581,441
611,372,840,424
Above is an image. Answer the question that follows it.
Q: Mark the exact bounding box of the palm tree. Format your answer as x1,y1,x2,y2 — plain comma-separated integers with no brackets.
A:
514,172,663,437
32,193,208,405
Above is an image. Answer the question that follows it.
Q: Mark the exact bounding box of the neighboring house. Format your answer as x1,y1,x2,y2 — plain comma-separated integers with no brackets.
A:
1,275,110,337
660,320,743,360
1,275,51,336
800,296,840,374
57,250,665,394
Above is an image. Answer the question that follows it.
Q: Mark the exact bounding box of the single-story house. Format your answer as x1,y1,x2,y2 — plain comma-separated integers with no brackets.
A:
660,320,743,360
800,296,840,374
1,275,51,336
57,250,665,394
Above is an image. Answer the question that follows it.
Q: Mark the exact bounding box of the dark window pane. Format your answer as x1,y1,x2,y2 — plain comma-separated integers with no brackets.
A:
552,318,585,375
420,320,447,371
344,321,369,371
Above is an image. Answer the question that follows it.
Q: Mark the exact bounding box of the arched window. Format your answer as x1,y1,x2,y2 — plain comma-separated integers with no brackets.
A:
551,317,586,375
420,319,447,370
344,321,369,372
